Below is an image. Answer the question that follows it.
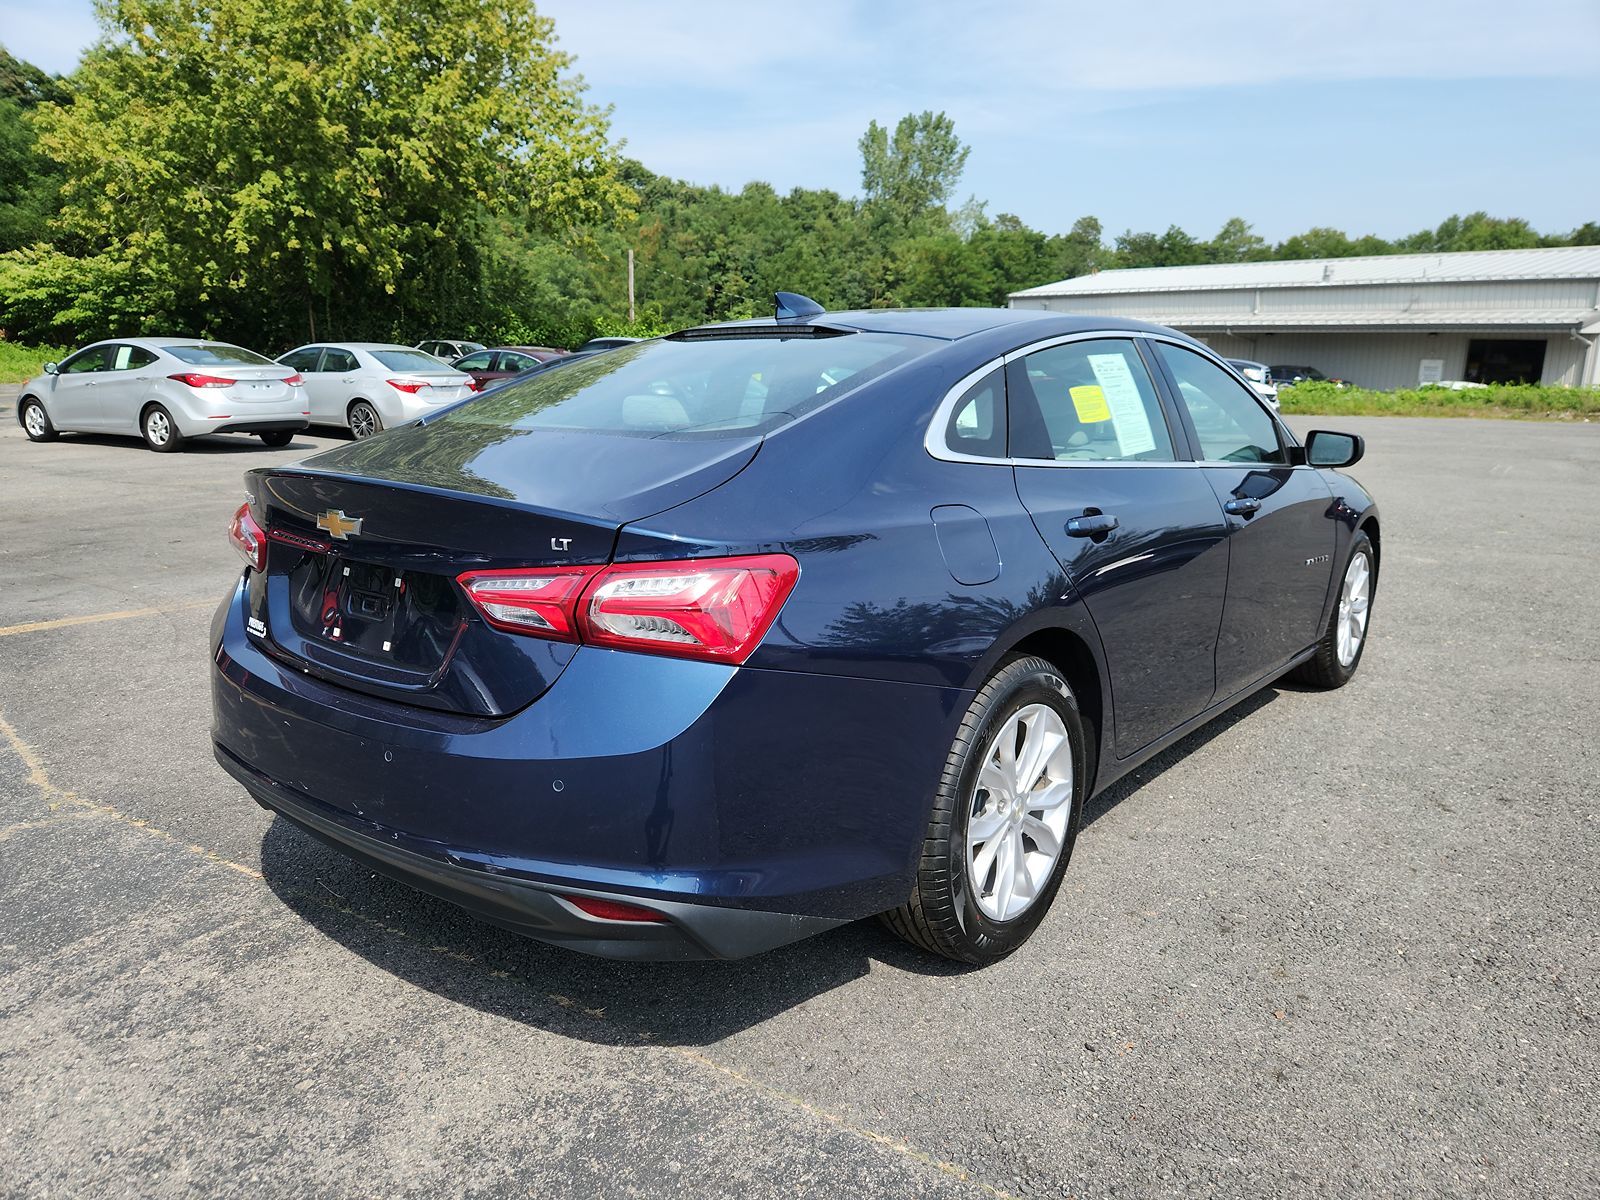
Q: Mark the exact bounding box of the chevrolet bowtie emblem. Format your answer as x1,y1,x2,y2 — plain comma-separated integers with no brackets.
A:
316,509,363,540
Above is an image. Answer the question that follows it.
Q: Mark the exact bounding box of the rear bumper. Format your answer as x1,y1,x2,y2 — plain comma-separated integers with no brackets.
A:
216,742,844,960
210,579,968,958
207,418,310,436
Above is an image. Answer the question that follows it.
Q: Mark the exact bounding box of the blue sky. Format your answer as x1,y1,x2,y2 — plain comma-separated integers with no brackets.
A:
4,0,1596,243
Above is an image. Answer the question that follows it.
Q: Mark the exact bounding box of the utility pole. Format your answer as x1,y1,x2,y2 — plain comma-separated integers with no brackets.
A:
627,248,636,324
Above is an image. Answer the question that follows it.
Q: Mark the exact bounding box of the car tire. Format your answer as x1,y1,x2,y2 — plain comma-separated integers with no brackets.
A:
882,654,1087,965
1290,531,1375,689
257,430,295,448
140,404,184,452
20,397,58,442
348,400,382,439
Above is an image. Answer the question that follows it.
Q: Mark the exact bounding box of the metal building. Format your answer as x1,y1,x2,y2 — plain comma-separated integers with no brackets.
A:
1008,246,1600,389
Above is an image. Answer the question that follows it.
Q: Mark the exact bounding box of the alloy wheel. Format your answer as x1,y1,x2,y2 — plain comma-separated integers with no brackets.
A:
1336,551,1371,667
145,409,171,446
965,703,1074,922
350,403,378,439
23,404,45,438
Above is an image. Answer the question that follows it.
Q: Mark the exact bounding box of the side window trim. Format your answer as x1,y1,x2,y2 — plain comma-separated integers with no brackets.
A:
1132,337,1200,462
926,329,1237,467
1147,341,1294,467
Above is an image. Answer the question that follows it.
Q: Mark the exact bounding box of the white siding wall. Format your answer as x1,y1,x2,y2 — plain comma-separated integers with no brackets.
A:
1185,332,1586,389
1017,275,1600,387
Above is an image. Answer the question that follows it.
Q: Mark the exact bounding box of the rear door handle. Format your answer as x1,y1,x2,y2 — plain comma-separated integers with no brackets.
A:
1224,498,1262,517
1066,513,1119,538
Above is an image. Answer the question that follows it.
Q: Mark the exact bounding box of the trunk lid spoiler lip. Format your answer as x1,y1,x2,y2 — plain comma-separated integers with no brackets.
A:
252,430,767,528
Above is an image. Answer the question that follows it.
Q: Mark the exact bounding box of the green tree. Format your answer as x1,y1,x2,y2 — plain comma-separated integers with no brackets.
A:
1273,226,1391,259
1397,212,1541,253
1206,217,1268,262
858,111,970,233
0,47,66,254
1,0,632,345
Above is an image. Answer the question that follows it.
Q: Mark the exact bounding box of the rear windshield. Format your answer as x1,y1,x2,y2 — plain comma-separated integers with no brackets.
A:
436,332,929,438
374,349,453,372
164,343,274,366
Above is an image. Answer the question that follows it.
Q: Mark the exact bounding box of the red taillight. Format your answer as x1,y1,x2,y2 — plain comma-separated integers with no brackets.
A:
454,554,799,664
580,555,799,663
465,379,482,392
228,502,266,572
456,566,603,640
284,373,304,387
388,378,428,394
563,895,667,923
171,372,234,389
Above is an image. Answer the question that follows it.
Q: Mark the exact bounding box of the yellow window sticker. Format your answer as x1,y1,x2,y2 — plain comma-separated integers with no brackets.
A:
1070,385,1111,423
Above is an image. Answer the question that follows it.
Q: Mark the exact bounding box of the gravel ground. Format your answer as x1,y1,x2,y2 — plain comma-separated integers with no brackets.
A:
1,390,1595,1199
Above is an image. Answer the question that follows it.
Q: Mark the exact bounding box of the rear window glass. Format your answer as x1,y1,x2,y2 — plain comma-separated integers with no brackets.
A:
436,333,928,438
375,349,452,372
165,343,274,366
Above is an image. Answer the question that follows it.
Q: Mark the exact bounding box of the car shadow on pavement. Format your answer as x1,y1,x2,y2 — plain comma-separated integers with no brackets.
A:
258,817,968,1048
39,431,317,453
256,684,1283,1047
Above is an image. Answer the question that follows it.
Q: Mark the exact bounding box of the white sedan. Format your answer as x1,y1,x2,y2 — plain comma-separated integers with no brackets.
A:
16,338,310,452
276,343,477,439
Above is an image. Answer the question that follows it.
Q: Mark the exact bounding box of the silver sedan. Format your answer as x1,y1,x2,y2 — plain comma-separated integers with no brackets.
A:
16,338,310,452
275,343,477,438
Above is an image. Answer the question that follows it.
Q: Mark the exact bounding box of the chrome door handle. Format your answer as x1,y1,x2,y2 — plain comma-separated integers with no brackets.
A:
1066,512,1119,538
1224,498,1262,517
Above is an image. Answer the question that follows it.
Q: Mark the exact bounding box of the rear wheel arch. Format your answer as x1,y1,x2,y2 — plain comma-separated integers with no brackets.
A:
992,626,1104,793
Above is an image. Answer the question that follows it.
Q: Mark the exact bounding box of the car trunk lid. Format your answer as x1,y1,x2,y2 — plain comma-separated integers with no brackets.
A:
241,425,760,716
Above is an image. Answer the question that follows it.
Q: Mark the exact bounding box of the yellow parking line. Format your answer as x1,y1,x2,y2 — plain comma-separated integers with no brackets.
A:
0,599,216,638
0,707,1017,1200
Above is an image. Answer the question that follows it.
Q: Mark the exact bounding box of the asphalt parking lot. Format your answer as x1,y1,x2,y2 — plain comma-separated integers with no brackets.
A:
1,388,1595,1199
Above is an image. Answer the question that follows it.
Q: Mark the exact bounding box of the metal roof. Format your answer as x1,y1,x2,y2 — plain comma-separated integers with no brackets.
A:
1010,246,1600,299
1100,308,1600,330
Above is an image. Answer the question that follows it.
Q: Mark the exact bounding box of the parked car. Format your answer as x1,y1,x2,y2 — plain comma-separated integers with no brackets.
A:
1271,364,1350,388
415,339,485,361
574,336,641,353
1225,358,1279,409
17,338,309,452
214,299,1378,964
275,343,476,438
451,345,568,390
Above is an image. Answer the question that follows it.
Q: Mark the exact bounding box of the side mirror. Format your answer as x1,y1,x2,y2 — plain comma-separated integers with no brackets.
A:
1305,429,1364,468
43,361,59,375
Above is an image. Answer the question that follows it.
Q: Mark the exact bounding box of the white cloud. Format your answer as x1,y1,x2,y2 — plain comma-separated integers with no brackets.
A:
542,0,1599,95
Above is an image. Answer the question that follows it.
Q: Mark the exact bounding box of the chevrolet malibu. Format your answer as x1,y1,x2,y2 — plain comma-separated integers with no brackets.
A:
212,299,1379,964
18,338,310,451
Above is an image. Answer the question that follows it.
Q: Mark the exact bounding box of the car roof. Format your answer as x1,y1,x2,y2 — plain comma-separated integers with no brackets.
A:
696,307,1200,344
75,337,245,351
289,342,417,352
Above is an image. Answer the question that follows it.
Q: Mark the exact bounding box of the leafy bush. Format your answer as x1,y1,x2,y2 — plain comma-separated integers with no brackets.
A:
1279,380,1600,419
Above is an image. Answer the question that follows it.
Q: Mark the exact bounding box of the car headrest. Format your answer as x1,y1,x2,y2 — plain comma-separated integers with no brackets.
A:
622,393,690,431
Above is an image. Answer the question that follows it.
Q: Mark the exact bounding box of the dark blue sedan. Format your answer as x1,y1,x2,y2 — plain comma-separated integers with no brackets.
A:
212,298,1378,964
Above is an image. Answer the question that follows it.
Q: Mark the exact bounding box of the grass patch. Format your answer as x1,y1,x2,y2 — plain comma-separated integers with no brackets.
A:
0,341,69,385
1279,380,1600,419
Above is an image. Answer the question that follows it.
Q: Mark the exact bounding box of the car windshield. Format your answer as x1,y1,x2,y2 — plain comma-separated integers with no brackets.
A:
374,349,453,372
164,343,275,366
435,332,929,438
